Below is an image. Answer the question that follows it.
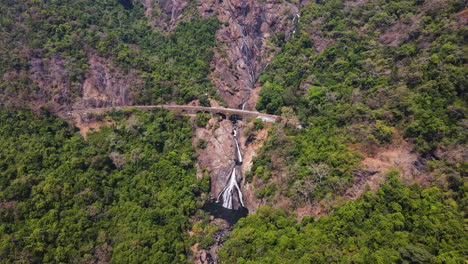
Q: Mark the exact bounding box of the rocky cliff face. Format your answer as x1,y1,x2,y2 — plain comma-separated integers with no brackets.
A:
179,0,299,213
198,0,298,109
193,117,270,212
15,0,300,113
2,53,143,112
193,118,235,200
238,120,269,212
142,0,299,109
1,54,78,112
142,0,190,31
72,55,143,110
28,55,75,111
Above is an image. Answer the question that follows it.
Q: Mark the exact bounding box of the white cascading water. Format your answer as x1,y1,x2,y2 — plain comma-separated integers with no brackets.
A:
235,139,242,163
233,129,243,163
217,166,245,209
217,121,245,209
241,101,247,111
292,13,300,34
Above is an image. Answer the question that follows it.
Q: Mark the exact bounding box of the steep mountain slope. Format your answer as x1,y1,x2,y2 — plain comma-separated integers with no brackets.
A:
0,109,208,263
246,0,467,215
219,172,467,263
198,0,298,109
0,0,219,111
0,0,301,111
141,0,299,108
0,0,466,263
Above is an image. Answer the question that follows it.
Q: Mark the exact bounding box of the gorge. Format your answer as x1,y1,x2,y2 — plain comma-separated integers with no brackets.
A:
1,0,465,263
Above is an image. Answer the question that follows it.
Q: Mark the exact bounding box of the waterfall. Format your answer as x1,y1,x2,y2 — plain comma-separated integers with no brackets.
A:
293,12,301,22
241,101,247,111
292,13,300,34
235,138,243,163
217,167,245,209
217,118,245,210
233,126,243,163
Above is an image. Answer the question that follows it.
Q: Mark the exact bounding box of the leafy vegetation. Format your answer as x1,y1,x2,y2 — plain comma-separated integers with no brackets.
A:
257,0,467,154
0,0,466,262
195,112,212,128
248,122,361,205
0,109,208,263
0,0,220,106
248,0,467,214
219,171,467,263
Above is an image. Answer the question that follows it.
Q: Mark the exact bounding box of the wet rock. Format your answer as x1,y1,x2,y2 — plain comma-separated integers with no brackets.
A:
194,118,235,199
141,0,299,109
198,0,298,109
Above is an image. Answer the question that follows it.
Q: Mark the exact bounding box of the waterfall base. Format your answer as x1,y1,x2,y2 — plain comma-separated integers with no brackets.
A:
202,202,249,225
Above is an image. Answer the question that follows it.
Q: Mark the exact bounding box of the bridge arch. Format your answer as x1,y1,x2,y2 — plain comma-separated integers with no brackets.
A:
214,112,227,120
196,110,211,115
229,114,242,122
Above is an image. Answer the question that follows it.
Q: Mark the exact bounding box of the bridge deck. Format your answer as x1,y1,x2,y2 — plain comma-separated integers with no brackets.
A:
69,105,298,125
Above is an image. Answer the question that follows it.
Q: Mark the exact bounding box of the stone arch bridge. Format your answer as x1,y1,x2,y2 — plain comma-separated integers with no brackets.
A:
68,105,299,125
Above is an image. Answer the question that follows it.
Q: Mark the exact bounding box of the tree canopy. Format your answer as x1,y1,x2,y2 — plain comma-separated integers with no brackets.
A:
0,109,208,263
0,0,220,106
219,171,467,264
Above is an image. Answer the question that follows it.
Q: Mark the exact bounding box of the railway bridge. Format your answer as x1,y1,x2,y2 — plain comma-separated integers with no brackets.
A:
69,105,297,125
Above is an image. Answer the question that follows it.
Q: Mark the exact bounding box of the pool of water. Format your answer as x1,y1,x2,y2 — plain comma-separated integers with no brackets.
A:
202,202,249,225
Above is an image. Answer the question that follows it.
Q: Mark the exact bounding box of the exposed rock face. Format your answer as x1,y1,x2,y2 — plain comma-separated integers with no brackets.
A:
193,117,268,212
1,54,81,112
142,0,299,108
238,120,269,213
198,0,299,109
3,53,143,112
142,0,190,31
194,118,236,199
28,55,74,109
73,55,143,110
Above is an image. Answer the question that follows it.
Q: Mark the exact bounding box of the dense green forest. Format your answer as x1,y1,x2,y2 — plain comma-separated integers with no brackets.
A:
240,1,467,262
219,171,467,263
248,0,467,209
247,123,362,203
257,0,466,154
0,0,466,263
0,109,209,263
0,0,219,106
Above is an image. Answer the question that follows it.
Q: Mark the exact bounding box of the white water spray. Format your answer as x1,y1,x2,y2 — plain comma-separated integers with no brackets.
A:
292,13,300,34
217,119,244,209
241,101,247,111
233,127,243,163
217,167,245,209
235,138,243,163
293,12,300,22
